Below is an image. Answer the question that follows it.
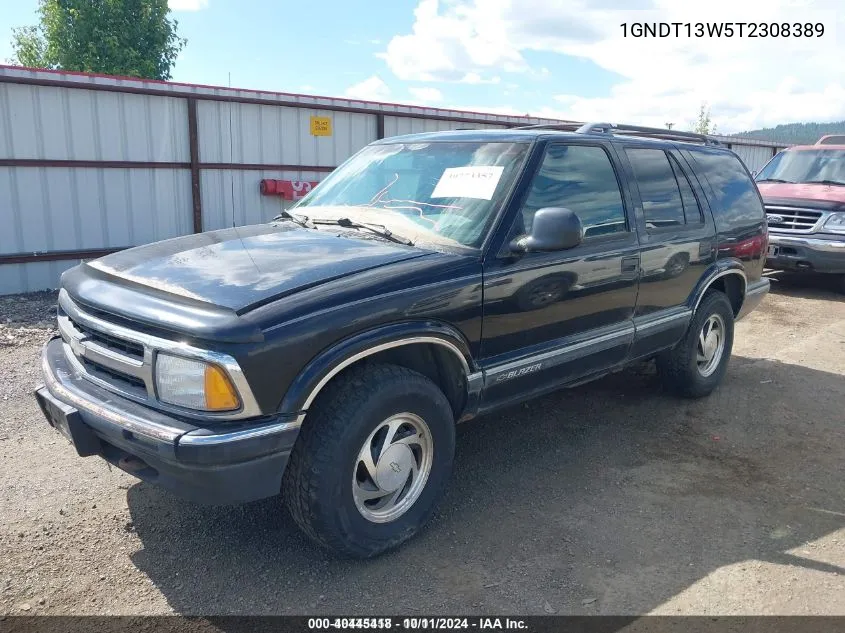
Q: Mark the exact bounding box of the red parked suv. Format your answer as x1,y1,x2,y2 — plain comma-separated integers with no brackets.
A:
756,136,845,292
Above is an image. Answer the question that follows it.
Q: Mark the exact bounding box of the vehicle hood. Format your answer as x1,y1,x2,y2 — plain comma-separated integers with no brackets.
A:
72,223,431,315
757,182,845,204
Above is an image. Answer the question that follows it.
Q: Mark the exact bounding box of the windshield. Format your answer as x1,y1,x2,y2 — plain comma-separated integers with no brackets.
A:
756,149,845,185
293,141,531,248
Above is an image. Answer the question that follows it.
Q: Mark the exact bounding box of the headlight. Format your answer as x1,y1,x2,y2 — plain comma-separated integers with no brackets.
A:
823,212,845,234
154,353,240,411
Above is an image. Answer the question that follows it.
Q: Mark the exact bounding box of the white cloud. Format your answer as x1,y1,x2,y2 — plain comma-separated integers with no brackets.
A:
168,0,208,10
378,0,525,83
381,0,845,132
345,75,391,101
461,72,501,85
408,86,444,102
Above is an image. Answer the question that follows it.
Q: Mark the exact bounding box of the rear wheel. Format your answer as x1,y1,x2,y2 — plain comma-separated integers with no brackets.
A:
657,290,734,398
282,363,455,558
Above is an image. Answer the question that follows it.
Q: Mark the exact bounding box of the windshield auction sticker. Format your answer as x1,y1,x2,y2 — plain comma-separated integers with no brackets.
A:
431,166,505,200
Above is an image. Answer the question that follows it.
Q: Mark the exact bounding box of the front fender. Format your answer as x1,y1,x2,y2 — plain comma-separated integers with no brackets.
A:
277,320,478,417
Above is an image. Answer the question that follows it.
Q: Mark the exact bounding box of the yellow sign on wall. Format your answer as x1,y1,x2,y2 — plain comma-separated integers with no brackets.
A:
310,116,332,136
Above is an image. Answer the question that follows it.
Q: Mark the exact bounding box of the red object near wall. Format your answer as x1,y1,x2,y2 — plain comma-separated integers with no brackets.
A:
260,179,320,200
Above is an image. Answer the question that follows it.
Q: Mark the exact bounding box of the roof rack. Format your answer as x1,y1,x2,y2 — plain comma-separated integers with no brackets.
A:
515,121,721,146
514,122,582,132
816,135,845,145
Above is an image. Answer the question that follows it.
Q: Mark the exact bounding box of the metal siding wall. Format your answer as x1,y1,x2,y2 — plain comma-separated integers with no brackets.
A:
0,261,78,296
196,101,376,165
0,83,187,162
201,169,328,231
382,116,506,138
730,144,774,172
0,80,192,294
0,166,190,250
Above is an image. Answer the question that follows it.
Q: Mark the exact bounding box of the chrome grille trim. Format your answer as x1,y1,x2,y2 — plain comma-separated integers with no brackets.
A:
57,289,263,420
764,205,827,234
58,314,149,384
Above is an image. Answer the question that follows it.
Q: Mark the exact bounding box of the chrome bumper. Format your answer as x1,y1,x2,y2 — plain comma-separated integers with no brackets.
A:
37,337,300,504
769,235,845,253
767,234,845,274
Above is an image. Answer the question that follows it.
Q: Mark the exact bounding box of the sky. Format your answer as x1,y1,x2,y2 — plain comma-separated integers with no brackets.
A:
1,0,843,133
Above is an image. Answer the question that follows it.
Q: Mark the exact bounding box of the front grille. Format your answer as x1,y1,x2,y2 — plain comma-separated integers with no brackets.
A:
765,206,823,233
57,302,152,401
55,289,260,420
70,316,145,360
80,357,147,396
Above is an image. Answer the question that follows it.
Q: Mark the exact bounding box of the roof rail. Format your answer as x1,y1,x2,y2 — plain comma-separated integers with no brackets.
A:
816,134,845,145
515,121,721,146
577,122,721,146
513,122,582,132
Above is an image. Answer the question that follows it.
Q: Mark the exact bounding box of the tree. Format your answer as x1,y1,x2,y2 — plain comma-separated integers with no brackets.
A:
691,102,717,135
9,26,48,67
9,0,186,80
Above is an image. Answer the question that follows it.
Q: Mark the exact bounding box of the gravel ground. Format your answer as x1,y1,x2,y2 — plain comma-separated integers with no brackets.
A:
1,273,844,616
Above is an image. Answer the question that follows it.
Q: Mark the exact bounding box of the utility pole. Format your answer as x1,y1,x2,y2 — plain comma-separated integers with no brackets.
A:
666,122,674,130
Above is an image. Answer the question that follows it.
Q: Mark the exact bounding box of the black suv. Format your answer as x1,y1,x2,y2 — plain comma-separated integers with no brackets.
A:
36,123,769,557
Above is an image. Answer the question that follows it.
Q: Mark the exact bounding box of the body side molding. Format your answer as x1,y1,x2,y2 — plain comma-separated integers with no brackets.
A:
482,323,635,386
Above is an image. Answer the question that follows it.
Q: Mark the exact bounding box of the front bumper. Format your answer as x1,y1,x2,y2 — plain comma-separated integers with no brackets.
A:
767,234,845,274
36,337,299,505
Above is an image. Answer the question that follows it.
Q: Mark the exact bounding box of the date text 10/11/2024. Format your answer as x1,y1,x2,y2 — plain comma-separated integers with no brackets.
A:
307,618,528,630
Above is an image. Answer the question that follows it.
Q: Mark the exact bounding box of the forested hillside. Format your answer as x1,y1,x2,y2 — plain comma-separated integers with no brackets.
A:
734,121,845,145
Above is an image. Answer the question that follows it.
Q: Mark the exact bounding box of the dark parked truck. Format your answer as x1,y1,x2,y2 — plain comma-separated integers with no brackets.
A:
36,123,769,557
755,137,845,292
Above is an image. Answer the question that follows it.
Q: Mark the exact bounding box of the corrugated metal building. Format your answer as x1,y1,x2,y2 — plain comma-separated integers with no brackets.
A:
0,65,788,295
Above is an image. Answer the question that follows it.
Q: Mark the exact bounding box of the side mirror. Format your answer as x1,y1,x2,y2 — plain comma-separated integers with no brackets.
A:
510,207,583,254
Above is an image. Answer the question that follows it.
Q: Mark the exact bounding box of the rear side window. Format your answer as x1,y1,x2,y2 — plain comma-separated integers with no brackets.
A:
626,148,703,229
669,154,704,223
691,151,765,231
519,144,627,238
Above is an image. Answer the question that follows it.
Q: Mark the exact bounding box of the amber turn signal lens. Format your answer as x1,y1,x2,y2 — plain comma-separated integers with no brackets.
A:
203,364,240,411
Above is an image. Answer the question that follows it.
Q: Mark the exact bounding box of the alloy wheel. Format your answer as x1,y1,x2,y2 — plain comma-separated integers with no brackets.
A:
696,313,726,377
352,412,434,523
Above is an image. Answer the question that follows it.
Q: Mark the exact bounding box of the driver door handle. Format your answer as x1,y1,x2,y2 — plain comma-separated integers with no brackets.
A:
621,256,639,274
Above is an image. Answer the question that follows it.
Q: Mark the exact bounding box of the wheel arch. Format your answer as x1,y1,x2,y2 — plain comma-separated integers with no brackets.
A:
278,321,481,425
689,260,747,317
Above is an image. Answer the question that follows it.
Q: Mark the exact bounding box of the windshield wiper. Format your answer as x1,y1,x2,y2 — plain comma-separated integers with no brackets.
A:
311,217,413,245
806,179,845,187
272,210,314,228
756,178,790,183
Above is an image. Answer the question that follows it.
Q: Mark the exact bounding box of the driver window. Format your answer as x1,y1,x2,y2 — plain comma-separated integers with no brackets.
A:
519,144,627,239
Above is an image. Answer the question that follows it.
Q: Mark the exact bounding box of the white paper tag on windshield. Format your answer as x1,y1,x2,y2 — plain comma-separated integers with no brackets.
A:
431,166,505,200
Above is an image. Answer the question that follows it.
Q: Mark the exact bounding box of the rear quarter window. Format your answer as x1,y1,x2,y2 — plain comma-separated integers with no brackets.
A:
690,150,765,234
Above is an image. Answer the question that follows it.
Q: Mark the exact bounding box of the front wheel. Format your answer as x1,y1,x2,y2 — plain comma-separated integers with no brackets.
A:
657,290,735,398
282,364,455,558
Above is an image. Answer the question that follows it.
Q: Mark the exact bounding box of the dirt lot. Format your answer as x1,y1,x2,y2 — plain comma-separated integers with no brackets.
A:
1,273,844,616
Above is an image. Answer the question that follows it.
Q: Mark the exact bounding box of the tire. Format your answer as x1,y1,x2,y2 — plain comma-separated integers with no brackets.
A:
657,290,735,398
838,274,845,295
282,363,455,558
